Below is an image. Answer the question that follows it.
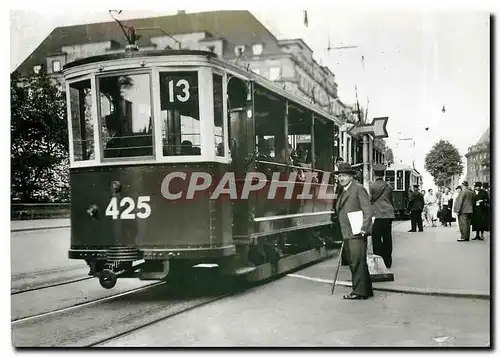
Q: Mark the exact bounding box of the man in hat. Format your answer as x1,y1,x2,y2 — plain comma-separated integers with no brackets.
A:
454,181,475,242
407,184,424,232
369,164,395,268
335,163,373,300
472,181,489,240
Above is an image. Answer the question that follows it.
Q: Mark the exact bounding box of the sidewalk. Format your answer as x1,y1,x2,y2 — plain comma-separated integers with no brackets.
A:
295,221,490,299
11,219,71,232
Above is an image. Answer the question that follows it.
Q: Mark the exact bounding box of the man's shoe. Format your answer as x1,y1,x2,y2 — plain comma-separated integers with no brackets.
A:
457,239,469,242
408,230,416,232
343,292,369,300
472,237,480,240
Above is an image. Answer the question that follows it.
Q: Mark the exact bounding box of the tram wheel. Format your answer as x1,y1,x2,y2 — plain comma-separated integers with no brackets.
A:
99,269,117,289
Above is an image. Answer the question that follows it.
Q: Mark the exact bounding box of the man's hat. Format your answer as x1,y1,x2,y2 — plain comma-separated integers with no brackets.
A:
483,182,490,189
462,181,469,187
373,164,387,174
334,163,357,175
474,182,482,188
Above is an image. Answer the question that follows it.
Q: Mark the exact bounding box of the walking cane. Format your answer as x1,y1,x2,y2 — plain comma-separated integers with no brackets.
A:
331,241,344,295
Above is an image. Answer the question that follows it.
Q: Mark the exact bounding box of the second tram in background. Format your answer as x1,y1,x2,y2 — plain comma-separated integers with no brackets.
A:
383,163,422,219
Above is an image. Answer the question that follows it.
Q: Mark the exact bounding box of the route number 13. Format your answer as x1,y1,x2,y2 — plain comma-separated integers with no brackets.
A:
168,79,190,103
105,196,151,220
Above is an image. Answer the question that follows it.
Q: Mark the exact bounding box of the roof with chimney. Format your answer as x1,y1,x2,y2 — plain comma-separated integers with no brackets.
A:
15,10,284,75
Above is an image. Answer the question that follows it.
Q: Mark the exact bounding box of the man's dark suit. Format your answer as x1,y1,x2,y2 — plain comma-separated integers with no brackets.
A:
336,180,373,297
454,187,475,240
369,178,395,268
407,190,425,232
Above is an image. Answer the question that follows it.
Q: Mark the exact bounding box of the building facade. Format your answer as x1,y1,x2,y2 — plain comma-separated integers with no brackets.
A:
465,127,490,185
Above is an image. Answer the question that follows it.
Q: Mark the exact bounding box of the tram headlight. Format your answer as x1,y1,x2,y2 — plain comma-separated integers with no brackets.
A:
87,205,99,219
111,181,121,193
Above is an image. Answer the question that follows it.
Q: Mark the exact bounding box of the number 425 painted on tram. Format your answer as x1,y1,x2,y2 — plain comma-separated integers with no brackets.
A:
105,196,152,220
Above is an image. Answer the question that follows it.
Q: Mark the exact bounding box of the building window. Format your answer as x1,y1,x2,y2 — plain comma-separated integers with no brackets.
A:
52,60,61,73
33,65,42,74
235,45,245,56
252,44,263,55
269,67,281,81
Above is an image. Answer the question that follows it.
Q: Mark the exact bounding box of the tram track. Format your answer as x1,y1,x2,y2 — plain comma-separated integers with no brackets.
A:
11,264,90,295
11,270,241,347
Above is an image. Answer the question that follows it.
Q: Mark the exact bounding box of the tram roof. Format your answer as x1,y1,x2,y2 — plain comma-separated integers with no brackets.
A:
63,48,344,127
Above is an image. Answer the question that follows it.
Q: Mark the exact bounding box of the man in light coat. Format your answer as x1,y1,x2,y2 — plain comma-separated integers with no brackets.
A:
454,181,475,242
369,164,395,268
335,163,373,300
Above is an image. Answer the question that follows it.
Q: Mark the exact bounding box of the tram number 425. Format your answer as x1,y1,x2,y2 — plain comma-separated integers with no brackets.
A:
105,196,151,220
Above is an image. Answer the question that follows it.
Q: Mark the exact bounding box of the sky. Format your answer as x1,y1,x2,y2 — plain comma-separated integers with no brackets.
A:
9,6,491,188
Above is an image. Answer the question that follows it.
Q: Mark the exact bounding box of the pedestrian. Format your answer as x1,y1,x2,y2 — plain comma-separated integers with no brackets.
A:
454,181,475,242
472,182,489,240
369,164,394,268
452,185,462,223
424,189,439,227
482,182,491,232
334,163,373,300
436,187,444,225
407,185,425,232
420,189,428,226
440,187,453,227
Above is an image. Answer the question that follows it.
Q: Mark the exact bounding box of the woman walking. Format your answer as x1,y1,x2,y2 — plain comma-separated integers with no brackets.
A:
440,187,453,227
425,189,439,227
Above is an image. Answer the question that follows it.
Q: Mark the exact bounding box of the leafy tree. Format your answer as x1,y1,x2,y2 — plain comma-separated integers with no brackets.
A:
424,140,464,187
385,147,394,165
11,70,69,202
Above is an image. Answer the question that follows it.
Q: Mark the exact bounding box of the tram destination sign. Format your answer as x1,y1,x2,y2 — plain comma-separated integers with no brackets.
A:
348,116,389,138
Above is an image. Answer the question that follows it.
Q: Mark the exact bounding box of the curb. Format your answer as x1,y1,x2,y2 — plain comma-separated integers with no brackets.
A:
286,274,490,300
11,225,70,233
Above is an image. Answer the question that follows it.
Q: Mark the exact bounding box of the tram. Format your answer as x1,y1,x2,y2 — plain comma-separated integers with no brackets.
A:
63,46,344,289
383,164,422,219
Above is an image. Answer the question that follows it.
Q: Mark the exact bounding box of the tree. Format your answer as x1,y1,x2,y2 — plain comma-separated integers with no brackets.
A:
385,147,394,165
424,140,464,187
11,71,69,202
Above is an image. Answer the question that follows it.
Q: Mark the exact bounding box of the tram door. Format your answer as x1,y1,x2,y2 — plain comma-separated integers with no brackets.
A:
227,76,252,173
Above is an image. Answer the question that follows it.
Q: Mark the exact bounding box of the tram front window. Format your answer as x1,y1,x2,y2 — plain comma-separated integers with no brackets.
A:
69,79,95,161
159,71,201,156
99,73,153,159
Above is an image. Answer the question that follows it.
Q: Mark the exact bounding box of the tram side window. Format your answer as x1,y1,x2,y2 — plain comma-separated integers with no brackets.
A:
314,117,334,172
288,104,312,166
159,71,201,156
99,74,153,159
69,80,95,161
385,170,395,189
213,74,225,157
254,87,286,163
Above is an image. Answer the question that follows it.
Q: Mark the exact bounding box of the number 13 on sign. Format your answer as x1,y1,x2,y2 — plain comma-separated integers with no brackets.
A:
105,196,152,220
168,79,190,103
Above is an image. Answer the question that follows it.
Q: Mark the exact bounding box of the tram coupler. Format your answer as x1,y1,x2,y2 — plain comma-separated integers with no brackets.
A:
97,261,146,289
